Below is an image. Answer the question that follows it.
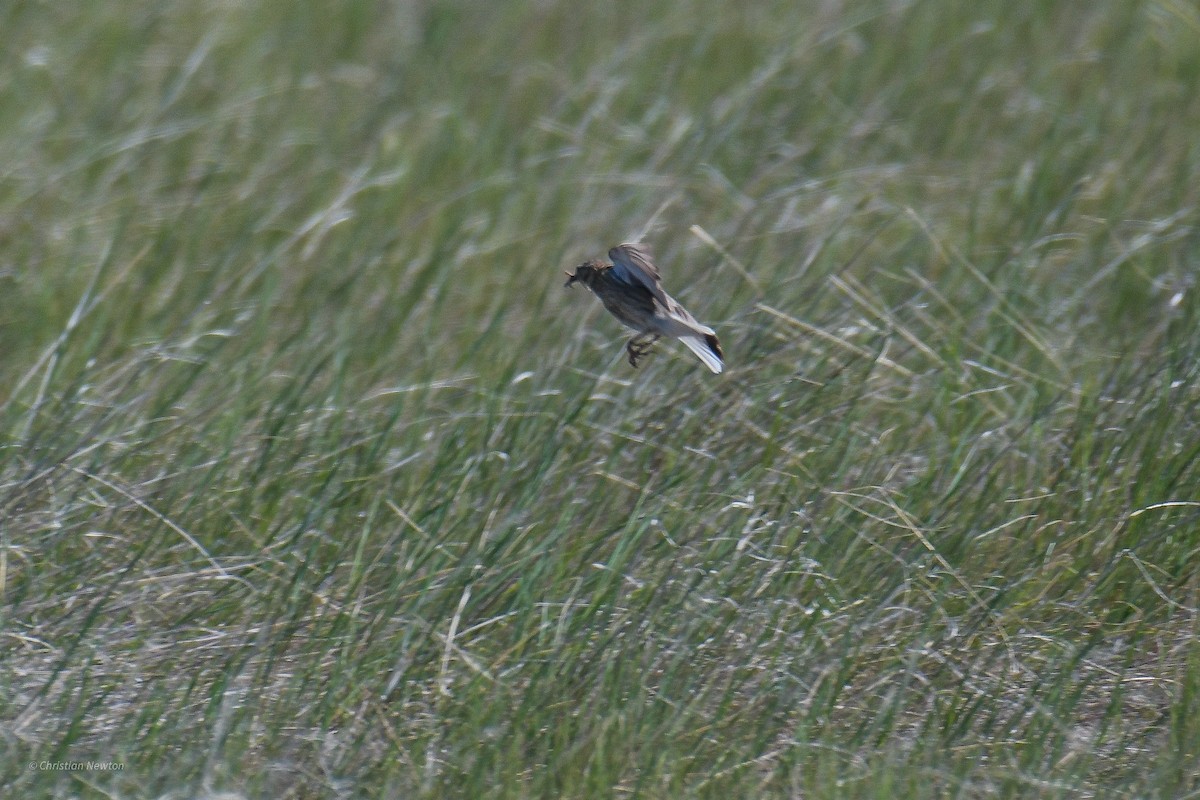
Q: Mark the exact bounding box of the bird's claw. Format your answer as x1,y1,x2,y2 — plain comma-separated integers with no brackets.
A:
626,336,658,368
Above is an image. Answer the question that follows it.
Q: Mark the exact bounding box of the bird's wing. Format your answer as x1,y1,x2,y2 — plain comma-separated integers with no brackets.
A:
608,243,669,306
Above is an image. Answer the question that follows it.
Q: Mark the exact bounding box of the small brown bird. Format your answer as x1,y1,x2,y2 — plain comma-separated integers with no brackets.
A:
565,242,724,373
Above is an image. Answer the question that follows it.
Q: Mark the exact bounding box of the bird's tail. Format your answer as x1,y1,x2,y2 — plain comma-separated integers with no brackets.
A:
678,334,724,374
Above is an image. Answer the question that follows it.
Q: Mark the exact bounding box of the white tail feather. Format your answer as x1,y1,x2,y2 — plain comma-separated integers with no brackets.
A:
678,335,723,374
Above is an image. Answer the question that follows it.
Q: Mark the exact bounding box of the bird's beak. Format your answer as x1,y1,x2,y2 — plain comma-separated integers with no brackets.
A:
564,270,577,288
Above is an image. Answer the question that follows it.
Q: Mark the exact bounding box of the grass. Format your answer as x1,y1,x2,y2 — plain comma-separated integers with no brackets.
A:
2,0,1199,797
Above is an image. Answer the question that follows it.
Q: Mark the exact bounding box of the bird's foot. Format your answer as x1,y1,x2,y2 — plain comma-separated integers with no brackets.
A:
626,335,660,368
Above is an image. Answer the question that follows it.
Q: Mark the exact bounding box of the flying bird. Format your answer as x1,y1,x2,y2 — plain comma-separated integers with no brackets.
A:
564,242,724,373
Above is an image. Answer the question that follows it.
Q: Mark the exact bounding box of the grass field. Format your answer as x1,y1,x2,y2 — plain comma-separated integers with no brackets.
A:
3,1,1200,797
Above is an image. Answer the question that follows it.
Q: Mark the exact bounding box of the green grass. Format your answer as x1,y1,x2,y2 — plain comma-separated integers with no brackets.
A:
2,0,1199,797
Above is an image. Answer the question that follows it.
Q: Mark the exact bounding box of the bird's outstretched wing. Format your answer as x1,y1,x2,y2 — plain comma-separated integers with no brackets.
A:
608,243,668,306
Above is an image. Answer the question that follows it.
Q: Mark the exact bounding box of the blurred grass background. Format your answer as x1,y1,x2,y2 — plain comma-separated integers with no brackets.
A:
2,0,1199,797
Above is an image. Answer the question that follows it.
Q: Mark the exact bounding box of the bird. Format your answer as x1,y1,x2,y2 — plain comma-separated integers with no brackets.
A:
564,242,724,373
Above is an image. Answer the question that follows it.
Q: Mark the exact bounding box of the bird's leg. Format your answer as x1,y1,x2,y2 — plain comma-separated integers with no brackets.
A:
626,334,661,368
626,338,645,368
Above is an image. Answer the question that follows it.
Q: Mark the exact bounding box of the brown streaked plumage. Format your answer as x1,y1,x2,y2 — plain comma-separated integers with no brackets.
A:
564,242,724,373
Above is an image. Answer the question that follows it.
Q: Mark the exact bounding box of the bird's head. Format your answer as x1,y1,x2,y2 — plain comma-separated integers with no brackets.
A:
563,258,608,288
